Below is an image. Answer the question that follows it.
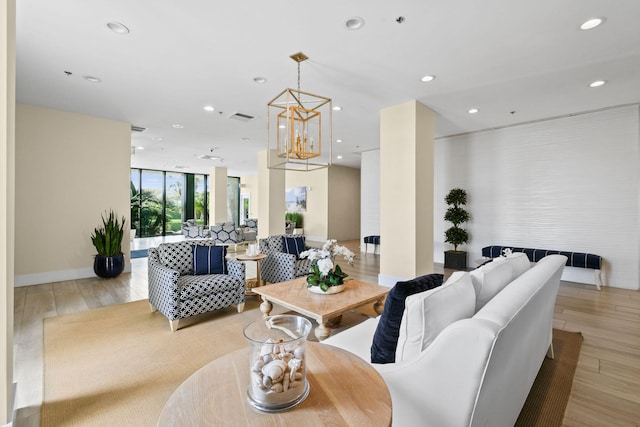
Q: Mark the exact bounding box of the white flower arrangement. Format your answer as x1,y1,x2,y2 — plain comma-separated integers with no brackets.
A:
299,239,355,291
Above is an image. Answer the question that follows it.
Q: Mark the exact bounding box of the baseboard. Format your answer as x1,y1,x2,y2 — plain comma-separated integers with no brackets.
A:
14,261,132,287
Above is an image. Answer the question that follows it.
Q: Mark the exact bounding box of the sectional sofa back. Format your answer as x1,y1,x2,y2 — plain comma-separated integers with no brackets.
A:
468,254,567,427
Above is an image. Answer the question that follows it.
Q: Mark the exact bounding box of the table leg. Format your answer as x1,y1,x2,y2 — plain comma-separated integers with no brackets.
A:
256,260,262,287
373,298,385,316
259,297,273,318
315,322,331,341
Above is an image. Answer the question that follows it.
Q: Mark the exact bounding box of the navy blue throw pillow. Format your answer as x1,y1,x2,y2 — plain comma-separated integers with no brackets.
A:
371,273,444,364
282,236,305,259
192,245,227,275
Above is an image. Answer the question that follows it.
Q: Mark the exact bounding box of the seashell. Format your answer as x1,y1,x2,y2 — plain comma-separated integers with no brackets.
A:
293,346,304,360
289,380,301,389
280,352,293,364
252,359,265,372
270,383,284,393
251,371,263,387
262,359,287,383
293,372,303,382
288,358,301,381
260,339,276,357
262,354,273,364
283,373,290,391
262,375,272,388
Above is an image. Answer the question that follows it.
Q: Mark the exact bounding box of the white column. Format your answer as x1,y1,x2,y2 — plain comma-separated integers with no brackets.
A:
257,150,285,238
0,0,15,423
379,100,435,286
209,167,227,224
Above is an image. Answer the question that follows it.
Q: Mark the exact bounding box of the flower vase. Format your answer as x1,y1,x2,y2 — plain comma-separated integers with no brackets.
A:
307,283,346,294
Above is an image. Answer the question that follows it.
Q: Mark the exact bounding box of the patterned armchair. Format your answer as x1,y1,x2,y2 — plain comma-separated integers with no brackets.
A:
182,219,210,238
148,240,245,331
241,218,258,242
259,234,313,284
210,222,239,249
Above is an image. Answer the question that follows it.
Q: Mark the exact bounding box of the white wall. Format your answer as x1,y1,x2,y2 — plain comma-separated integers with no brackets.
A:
361,150,380,253
434,105,640,290
15,104,131,286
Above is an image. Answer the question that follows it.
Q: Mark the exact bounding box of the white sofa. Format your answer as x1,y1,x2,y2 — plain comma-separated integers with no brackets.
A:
322,253,567,427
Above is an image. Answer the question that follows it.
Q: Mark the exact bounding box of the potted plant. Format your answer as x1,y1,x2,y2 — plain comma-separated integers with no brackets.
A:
91,210,126,278
444,188,470,270
299,239,354,293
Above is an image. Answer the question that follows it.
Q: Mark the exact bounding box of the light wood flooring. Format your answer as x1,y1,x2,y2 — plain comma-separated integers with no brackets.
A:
12,240,640,426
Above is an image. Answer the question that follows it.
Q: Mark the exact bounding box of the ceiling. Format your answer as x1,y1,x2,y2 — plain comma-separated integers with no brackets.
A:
15,1,640,177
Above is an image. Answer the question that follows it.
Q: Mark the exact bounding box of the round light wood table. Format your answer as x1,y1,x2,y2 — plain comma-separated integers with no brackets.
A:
157,341,392,426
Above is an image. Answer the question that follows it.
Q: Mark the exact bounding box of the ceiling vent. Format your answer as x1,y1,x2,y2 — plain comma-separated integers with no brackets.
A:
228,112,255,122
131,125,147,133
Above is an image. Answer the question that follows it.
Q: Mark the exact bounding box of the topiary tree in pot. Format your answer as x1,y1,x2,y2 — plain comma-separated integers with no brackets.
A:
444,188,470,270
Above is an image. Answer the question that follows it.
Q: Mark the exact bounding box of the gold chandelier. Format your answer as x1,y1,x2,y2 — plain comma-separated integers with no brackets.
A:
267,52,332,171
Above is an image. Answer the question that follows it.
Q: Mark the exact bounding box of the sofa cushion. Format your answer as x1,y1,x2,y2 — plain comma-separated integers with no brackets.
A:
371,273,444,364
395,272,475,362
470,257,513,311
178,274,242,300
192,245,227,275
282,236,305,259
505,252,531,279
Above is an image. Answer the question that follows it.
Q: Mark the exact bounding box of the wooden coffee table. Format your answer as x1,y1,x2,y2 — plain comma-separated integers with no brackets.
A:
157,342,392,426
253,278,389,340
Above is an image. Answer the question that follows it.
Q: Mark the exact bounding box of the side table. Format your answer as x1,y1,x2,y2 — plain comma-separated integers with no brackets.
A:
235,253,267,295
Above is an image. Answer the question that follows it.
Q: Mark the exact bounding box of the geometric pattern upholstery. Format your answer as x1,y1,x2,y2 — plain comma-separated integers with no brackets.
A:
259,234,313,284
244,218,258,232
182,219,211,238
210,223,239,245
364,235,380,254
148,240,245,330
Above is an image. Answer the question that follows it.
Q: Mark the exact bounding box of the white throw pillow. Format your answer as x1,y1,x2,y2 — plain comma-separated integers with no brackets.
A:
395,272,476,362
470,258,514,312
504,252,531,280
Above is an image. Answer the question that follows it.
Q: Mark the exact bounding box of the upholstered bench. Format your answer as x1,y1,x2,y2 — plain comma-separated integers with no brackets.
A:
481,245,603,290
364,235,380,254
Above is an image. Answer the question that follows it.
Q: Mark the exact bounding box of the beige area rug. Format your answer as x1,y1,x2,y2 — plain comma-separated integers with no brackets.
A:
515,329,583,427
41,299,370,426
42,301,582,426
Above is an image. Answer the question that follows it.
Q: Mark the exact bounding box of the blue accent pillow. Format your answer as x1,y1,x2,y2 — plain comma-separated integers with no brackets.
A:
282,236,305,259
371,273,444,364
191,245,227,275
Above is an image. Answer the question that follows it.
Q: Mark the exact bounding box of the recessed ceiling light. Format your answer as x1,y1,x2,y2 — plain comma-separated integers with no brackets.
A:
420,75,435,82
83,76,101,83
253,77,267,84
332,105,343,111
279,124,286,129
345,17,365,30
241,137,250,142
337,155,343,160
336,139,343,143
106,21,130,34
580,17,606,30
151,137,163,141
198,154,221,160
589,80,606,88
172,124,184,129
468,108,479,114
203,105,215,112
136,146,144,150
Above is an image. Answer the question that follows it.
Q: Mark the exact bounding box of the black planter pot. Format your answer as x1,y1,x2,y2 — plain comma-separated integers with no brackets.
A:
444,250,467,271
93,253,125,278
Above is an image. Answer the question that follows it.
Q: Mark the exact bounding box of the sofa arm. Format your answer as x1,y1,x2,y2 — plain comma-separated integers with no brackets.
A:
227,258,246,281
148,262,180,319
261,251,297,283
373,319,499,427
